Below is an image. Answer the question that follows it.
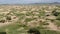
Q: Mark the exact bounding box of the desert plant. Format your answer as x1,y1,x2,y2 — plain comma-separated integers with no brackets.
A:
0,20,5,23
56,16,60,20
25,18,35,22
6,16,11,20
0,32,6,34
52,9,60,16
28,28,40,34
43,23,49,25
53,12,60,16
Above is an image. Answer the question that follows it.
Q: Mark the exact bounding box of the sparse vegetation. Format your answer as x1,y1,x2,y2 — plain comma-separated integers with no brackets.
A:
0,5,60,34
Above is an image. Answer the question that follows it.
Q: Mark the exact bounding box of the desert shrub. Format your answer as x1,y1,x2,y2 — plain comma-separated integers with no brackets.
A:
26,12,33,16
0,20,5,23
25,18,35,22
40,30,60,34
28,28,40,34
50,19,55,22
52,9,60,16
46,14,50,16
38,11,45,16
40,21,49,25
43,23,49,25
6,16,11,20
0,32,6,34
52,9,56,13
55,21,60,26
53,12,60,16
15,13,25,17
56,16,60,20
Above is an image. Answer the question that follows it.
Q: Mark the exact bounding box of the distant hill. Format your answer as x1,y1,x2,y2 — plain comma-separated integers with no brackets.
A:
26,2,60,5
0,2,60,5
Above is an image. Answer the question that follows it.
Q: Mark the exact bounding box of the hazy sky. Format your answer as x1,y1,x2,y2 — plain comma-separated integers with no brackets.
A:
0,0,60,4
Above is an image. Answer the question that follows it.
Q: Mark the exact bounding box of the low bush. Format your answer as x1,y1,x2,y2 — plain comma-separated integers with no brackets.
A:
28,28,40,34
6,16,11,20
0,20,5,23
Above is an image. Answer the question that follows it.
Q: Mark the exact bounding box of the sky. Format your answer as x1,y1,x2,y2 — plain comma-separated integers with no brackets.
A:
0,0,60,4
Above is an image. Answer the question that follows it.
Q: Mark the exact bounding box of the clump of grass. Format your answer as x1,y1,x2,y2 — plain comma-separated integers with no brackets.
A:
15,13,25,17
40,29,60,34
26,12,34,16
38,10,45,17
25,18,35,22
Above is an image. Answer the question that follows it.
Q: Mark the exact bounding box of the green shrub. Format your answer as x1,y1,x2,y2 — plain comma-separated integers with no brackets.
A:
56,16,60,20
38,11,45,16
25,18,35,22
55,21,60,26
0,32,6,34
52,9,60,16
53,12,60,16
0,20,5,23
43,23,49,25
28,28,40,34
6,16,11,20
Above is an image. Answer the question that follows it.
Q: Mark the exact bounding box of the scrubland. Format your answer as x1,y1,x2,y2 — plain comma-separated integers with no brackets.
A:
0,5,60,34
